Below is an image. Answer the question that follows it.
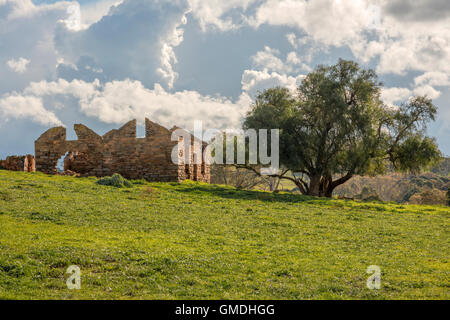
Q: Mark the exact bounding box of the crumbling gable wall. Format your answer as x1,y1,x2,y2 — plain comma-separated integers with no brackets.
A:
34,118,210,183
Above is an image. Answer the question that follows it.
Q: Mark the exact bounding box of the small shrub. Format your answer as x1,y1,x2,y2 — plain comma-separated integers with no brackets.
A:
356,187,382,202
141,186,160,200
409,189,447,206
96,174,132,188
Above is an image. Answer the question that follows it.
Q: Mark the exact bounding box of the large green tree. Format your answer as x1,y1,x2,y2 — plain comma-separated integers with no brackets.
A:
243,59,442,197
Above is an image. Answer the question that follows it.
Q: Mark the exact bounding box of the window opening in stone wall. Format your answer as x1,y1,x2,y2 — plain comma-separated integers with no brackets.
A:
56,152,69,173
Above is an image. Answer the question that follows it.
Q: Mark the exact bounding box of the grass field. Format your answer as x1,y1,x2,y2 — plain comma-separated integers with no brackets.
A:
0,170,448,300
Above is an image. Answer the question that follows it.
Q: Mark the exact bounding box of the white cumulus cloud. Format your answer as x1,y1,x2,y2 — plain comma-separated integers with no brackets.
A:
242,69,305,97
6,57,30,73
13,78,253,130
413,85,441,100
251,46,310,74
250,0,375,47
0,94,62,126
414,72,450,88
380,87,412,106
187,0,258,31
54,0,191,90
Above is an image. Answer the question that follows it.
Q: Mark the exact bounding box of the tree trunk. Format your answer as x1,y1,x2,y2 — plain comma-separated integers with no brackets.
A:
308,175,321,197
325,174,354,198
304,174,354,198
292,180,307,195
324,186,335,198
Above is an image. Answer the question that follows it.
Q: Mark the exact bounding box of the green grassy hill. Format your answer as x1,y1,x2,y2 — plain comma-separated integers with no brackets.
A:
0,170,448,300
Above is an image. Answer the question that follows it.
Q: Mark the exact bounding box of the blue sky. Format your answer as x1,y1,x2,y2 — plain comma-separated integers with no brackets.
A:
0,0,449,158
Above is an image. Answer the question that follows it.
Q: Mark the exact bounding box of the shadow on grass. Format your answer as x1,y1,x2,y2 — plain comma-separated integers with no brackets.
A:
175,183,331,205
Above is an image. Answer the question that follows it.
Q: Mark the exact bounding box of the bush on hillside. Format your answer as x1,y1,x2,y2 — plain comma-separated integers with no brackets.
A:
409,189,447,206
356,187,382,202
96,174,132,188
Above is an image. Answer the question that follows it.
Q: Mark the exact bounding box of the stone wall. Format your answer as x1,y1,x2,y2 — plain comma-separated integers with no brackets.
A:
34,118,210,183
0,155,35,172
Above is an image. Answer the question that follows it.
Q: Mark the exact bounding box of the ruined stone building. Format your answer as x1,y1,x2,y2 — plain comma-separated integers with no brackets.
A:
34,118,210,183
0,155,35,172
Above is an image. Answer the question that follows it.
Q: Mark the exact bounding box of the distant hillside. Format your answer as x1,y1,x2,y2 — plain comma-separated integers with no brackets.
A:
431,157,450,176
334,158,450,204
0,170,449,299
335,172,449,204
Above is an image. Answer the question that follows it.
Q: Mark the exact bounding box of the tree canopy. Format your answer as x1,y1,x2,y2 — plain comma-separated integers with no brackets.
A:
243,59,442,197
